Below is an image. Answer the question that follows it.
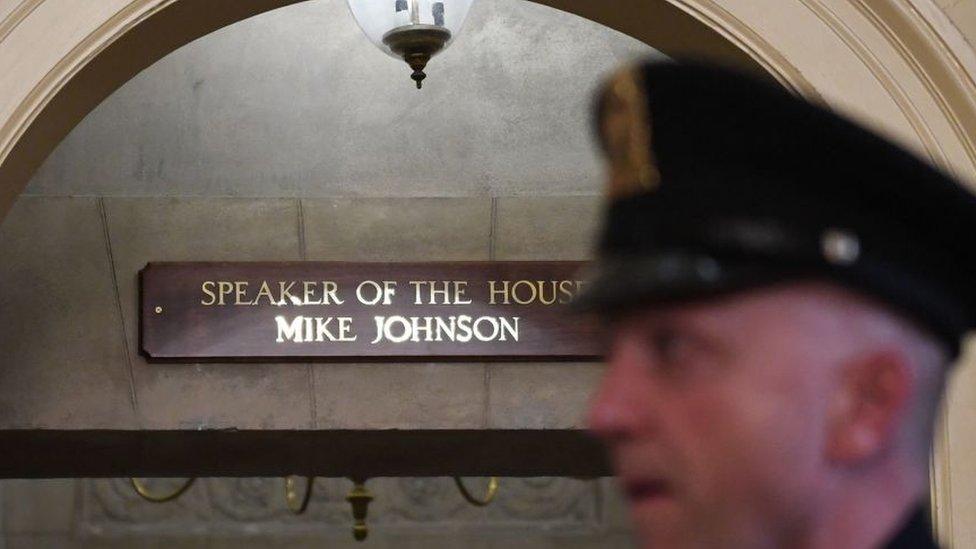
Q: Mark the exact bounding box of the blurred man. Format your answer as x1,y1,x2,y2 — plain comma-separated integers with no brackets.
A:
576,61,975,548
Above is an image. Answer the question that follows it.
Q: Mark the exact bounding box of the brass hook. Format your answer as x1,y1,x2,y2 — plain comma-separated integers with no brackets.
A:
284,476,315,515
453,476,499,507
129,478,196,503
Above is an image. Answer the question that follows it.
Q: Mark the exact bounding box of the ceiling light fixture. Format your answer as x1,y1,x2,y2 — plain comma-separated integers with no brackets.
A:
347,0,474,89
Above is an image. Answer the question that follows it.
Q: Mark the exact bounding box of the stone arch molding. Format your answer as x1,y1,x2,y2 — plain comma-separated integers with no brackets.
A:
2,0,976,211
1,0,975,543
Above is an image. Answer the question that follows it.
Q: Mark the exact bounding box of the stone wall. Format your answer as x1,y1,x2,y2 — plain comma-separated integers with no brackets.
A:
0,195,604,432
1,477,633,548
0,0,650,545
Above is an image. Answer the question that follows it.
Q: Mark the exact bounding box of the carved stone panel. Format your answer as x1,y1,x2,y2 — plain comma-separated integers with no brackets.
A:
80,477,609,539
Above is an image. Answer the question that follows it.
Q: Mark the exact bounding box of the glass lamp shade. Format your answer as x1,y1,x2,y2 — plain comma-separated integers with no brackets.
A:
347,0,474,88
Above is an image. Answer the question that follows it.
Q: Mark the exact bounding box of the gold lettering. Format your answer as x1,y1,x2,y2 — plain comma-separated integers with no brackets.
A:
217,281,234,305
279,281,298,306
337,317,356,341
430,282,450,304
314,317,336,341
323,281,344,305
382,281,397,305
558,280,576,304
409,281,425,304
511,280,537,305
253,281,275,306
303,281,320,305
234,281,249,305
408,280,471,305
537,280,557,305
357,280,383,305
488,280,509,305
453,281,472,305
275,315,303,342
201,281,217,306
499,317,520,341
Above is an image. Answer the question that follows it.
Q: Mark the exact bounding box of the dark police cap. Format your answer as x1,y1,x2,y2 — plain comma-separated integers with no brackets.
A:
575,60,976,358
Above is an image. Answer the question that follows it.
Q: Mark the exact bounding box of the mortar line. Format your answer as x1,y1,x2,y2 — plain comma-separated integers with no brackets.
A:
298,198,318,428
308,364,319,430
98,197,139,413
297,198,308,261
484,197,499,427
488,196,498,261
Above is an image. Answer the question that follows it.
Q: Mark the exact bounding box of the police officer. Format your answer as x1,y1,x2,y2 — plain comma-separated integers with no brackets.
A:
576,61,974,548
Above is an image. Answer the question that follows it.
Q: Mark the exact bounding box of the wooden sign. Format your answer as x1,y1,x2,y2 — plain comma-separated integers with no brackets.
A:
140,262,601,361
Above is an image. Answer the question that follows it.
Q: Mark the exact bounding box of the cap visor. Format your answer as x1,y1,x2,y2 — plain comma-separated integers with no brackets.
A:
572,253,793,314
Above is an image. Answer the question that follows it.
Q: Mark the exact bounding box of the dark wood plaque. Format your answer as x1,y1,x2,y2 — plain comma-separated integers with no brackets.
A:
140,262,601,361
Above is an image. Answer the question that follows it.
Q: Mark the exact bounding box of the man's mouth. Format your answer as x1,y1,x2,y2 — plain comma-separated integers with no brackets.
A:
623,479,673,502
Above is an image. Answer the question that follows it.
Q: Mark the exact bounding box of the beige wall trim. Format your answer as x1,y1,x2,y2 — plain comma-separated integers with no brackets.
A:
0,0,43,44
0,0,973,544
854,0,976,177
0,0,168,175
931,402,954,544
669,0,824,99
0,0,305,221
800,0,951,167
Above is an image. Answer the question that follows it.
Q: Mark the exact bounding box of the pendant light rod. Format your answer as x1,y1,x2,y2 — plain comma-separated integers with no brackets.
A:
410,0,420,24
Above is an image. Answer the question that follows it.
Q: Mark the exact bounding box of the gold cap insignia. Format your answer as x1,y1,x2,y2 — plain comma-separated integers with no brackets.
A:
598,65,660,200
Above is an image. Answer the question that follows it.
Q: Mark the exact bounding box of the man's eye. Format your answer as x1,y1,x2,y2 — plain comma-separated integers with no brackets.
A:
644,325,727,381
649,327,690,362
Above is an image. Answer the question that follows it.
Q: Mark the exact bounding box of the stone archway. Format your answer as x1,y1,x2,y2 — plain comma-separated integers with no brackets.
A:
3,0,976,218
1,0,975,544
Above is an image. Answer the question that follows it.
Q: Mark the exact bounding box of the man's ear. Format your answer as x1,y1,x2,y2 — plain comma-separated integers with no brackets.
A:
826,349,913,464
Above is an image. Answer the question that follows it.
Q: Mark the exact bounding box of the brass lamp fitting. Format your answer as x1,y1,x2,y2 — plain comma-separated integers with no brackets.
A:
129,478,196,503
454,476,499,507
346,477,374,541
382,24,452,89
284,476,315,515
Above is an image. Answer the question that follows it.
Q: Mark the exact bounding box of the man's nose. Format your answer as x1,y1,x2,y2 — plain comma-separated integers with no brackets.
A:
587,342,653,442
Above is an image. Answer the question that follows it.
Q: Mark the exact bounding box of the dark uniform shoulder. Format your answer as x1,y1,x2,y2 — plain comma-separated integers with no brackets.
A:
882,506,939,549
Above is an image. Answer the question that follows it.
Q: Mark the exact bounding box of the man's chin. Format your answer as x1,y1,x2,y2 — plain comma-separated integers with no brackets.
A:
629,497,695,548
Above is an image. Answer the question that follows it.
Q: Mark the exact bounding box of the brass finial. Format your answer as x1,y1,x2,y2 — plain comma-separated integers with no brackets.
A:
382,25,452,89
346,477,374,542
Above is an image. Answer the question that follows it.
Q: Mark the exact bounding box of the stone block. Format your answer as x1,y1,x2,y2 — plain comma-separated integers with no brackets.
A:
493,196,601,260
313,363,486,429
0,197,135,428
104,198,302,263
53,536,206,549
5,534,74,549
1,479,76,534
302,198,492,261
598,477,634,532
487,362,604,429
103,198,312,429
